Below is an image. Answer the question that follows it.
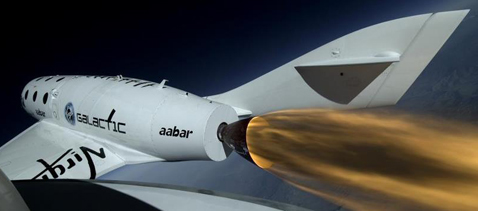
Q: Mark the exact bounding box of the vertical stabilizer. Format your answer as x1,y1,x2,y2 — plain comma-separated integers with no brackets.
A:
208,10,469,116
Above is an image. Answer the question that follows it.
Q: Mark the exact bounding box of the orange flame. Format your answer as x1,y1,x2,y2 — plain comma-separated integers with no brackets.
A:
247,108,478,211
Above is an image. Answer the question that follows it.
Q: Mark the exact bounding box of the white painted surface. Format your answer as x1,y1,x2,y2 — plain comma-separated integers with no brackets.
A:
208,10,468,116
2,75,237,180
0,121,127,180
97,182,282,211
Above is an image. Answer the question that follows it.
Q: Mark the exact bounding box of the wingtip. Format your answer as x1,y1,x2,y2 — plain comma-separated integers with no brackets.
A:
436,9,470,16
456,9,470,16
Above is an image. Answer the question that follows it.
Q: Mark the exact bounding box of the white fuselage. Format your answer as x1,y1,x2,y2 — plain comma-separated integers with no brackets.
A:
21,75,238,162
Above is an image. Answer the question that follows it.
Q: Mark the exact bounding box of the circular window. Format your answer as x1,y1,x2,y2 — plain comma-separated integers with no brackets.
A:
33,91,37,102
24,90,29,100
43,93,48,104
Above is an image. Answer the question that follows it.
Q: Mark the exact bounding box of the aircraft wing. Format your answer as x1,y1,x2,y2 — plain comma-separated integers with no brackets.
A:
0,121,156,180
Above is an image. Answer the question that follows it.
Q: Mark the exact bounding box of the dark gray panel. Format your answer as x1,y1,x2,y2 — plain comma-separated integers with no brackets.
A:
295,62,392,104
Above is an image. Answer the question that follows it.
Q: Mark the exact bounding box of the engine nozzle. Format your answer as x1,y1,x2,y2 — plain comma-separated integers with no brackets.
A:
217,118,254,163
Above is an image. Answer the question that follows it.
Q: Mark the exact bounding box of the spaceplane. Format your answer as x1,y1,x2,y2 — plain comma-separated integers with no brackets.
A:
0,10,469,211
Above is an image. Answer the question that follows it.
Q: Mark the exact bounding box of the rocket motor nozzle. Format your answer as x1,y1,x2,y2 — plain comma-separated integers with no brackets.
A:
216,118,255,163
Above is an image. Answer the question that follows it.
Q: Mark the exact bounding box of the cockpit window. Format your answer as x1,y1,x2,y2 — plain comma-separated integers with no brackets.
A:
43,93,48,104
56,77,65,82
33,91,37,102
24,90,29,100
45,77,54,82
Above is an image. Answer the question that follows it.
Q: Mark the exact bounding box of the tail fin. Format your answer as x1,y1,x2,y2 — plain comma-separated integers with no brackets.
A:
208,10,469,117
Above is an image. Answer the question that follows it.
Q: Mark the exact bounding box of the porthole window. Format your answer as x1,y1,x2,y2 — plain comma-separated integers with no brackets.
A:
43,93,48,104
24,90,29,100
33,91,37,102
56,77,65,82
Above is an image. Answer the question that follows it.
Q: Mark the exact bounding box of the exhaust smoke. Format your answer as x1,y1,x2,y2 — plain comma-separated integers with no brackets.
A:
223,108,478,210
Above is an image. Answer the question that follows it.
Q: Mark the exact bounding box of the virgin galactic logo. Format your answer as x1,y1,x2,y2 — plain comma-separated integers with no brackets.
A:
32,146,106,180
64,102,75,125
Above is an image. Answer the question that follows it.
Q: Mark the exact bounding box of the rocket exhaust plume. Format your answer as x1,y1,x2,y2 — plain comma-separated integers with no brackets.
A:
219,108,478,211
